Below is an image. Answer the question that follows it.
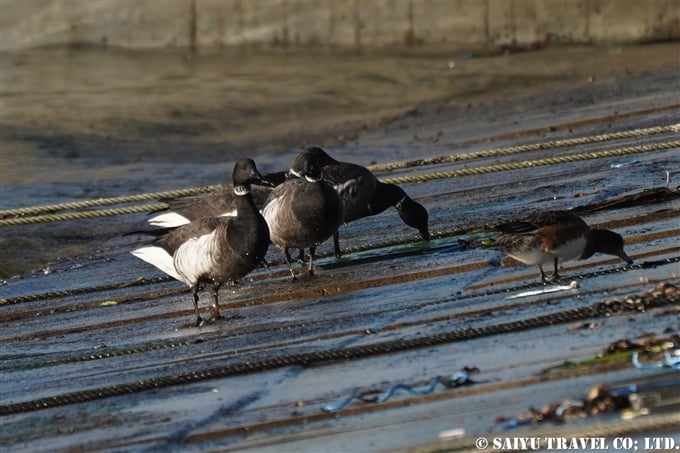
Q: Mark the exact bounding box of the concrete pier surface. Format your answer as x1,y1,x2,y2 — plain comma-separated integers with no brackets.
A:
0,3,679,450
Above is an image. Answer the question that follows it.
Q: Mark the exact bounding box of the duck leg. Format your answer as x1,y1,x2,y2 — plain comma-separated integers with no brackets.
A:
191,285,204,327
549,257,561,281
308,246,317,276
333,230,342,258
284,247,297,281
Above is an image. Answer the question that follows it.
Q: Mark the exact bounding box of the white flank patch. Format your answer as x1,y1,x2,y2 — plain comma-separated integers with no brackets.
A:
261,194,285,230
551,236,587,261
173,232,218,285
506,247,554,266
148,212,191,228
131,246,185,283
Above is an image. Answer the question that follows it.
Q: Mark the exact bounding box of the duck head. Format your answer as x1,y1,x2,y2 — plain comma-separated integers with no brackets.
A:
586,229,633,264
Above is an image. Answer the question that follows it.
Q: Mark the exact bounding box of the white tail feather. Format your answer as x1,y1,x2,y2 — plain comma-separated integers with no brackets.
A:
148,212,191,228
131,246,186,284
148,210,237,228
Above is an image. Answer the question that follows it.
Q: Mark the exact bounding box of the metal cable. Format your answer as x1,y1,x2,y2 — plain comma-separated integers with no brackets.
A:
1,281,676,416
8,259,676,370
2,209,677,306
0,276,174,306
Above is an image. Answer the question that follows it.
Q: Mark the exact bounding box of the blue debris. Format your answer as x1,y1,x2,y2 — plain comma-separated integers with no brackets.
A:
502,417,534,430
632,350,680,370
322,370,475,413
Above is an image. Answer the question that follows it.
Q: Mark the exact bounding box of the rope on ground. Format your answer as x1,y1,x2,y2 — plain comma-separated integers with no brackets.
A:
379,140,680,185
0,203,169,226
367,123,680,173
0,123,676,223
1,140,677,227
0,185,220,219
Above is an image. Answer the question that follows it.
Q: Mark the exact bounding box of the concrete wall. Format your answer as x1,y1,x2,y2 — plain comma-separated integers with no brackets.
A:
1,0,679,51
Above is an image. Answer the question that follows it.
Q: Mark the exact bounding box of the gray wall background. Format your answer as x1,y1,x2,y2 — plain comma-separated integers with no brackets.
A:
1,0,679,51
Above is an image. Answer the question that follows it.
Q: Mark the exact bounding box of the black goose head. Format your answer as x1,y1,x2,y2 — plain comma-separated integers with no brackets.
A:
291,150,324,182
287,147,340,180
375,183,430,241
304,146,341,166
232,158,265,191
397,195,430,241
584,229,633,264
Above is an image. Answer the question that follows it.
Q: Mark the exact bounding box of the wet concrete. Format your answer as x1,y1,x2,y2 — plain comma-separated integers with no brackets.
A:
1,42,679,277
0,42,679,451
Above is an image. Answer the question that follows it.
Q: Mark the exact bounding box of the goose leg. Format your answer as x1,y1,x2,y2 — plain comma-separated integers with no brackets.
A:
191,285,204,327
209,282,224,321
284,247,297,281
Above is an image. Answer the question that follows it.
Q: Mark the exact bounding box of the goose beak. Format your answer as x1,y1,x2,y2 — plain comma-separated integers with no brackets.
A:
619,250,633,265
258,178,276,187
260,171,287,187
251,170,267,187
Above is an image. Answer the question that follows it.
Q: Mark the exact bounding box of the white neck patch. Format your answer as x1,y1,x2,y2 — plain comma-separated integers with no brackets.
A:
234,185,250,196
289,169,303,178
304,174,321,183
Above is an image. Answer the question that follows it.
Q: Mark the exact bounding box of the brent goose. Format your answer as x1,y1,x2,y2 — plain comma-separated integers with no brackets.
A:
131,159,270,326
261,150,343,280
266,146,430,257
148,185,272,229
492,210,633,281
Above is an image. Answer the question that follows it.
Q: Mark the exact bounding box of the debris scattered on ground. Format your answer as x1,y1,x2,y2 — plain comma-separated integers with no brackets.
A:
322,367,480,413
603,332,680,355
503,286,679,429
497,383,631,429
499,364,680,430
